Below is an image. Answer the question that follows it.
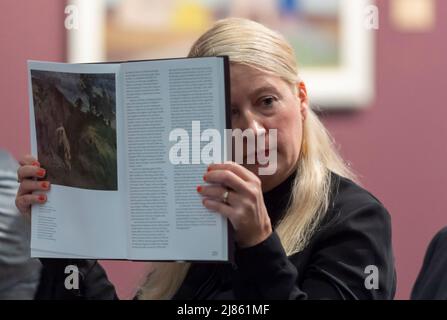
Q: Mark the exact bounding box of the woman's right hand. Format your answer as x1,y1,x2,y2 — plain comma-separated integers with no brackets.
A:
15,155,51,217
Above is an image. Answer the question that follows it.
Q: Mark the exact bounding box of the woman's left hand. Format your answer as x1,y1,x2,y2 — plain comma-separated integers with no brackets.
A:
198,162,272,248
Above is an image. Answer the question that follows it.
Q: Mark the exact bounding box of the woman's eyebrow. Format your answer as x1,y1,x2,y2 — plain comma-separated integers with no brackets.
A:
249,85,281,99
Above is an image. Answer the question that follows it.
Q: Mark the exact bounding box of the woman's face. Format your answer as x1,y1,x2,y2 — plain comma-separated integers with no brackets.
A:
230,63,308,192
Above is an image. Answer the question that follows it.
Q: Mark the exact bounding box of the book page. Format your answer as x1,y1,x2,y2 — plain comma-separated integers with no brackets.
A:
28,61,128,258
122,57,229,261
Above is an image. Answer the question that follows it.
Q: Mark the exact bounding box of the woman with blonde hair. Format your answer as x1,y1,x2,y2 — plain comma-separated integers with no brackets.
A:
16,18,395,299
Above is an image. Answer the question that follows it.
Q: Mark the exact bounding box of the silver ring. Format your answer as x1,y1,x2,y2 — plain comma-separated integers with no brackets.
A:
222,190,230,204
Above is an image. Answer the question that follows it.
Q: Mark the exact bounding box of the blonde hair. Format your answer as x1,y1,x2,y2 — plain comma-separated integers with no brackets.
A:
138,17,356,300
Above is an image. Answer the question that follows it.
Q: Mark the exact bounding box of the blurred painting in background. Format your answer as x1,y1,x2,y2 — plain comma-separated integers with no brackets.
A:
68,0,374,108
105,0,340,69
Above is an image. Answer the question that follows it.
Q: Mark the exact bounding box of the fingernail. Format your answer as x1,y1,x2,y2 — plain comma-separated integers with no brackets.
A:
38,195,46,202
203,175,207,182
41,182,49,189
37,169,46,177
32,161,40,167
197,185,202,193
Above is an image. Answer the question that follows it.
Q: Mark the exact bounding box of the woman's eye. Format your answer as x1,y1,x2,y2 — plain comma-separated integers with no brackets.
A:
261,96,277,108
231,108,239,116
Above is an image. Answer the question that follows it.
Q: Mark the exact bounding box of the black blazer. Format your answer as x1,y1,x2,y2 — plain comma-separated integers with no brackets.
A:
411,227,447,299
35,172,396,300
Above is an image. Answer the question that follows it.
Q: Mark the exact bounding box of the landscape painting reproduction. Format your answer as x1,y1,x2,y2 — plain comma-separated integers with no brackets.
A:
31,70,118,190
104,0,340,68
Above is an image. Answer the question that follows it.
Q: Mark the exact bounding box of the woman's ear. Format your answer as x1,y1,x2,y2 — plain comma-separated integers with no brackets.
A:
297,81,308,121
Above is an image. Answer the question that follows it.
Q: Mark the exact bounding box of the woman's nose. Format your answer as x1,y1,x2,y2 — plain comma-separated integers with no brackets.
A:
250,119,266,137
238,112,266,136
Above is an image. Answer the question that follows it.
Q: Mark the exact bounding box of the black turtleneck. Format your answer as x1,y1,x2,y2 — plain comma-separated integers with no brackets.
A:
35,171,396,300
262,170,297,227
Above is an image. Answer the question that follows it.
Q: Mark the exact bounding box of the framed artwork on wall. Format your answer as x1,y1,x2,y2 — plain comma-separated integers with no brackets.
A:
67,0,375,108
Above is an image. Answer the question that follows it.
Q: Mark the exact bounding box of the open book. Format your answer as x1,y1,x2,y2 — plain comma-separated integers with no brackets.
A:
27,57,231,261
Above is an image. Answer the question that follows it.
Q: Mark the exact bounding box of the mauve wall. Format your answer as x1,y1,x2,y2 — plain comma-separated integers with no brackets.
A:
321,0,447,299
1,0,446,299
